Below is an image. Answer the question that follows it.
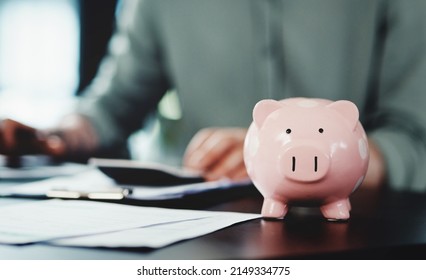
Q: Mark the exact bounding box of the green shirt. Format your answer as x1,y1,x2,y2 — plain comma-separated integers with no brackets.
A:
78,0,426,191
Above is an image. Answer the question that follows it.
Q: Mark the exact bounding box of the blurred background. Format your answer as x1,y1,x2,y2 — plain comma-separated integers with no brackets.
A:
0,0,120,127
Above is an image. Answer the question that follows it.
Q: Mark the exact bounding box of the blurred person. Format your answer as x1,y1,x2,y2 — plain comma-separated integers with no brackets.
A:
1,0,426,192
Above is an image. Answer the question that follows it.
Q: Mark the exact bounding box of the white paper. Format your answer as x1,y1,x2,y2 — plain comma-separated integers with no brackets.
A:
0,169,115,197
50,212,260,248
0,155,89,181
0,199,236,244
0,169,251,200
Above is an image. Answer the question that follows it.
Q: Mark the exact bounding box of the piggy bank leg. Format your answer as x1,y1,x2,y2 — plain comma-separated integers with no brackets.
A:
320,199,350,221
261,198,288,219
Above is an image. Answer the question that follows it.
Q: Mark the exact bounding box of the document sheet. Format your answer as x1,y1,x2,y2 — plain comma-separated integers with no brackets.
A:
51,213,259,248
0,169,251,200
0,155,88,181
0,199,260,247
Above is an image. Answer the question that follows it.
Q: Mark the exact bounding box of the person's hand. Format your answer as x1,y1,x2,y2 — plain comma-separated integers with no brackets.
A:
0,115,98,162
183,127,249,181
51,114,99,158
0,118,64,157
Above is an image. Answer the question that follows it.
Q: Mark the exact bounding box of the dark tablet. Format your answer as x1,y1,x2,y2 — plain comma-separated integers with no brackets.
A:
89,158,205,186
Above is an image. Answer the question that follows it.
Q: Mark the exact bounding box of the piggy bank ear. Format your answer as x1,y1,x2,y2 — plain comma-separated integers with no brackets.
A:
253,99,282,128
327,100,359,131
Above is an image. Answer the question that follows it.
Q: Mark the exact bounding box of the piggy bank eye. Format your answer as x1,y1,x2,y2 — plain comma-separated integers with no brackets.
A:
318,128,324,133
286,128,292,134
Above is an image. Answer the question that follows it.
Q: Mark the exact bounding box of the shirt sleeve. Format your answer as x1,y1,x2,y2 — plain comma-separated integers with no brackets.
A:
368,0,426,191
76,0,169,156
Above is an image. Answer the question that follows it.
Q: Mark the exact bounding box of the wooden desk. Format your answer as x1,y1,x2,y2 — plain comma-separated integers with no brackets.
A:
0,187,425,259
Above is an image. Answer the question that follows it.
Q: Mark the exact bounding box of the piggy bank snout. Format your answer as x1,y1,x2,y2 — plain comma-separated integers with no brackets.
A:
281,144,330,182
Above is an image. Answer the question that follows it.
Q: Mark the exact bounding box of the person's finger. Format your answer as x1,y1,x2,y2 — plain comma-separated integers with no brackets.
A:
1,119,36,150
228,165,250,181
0,119,47,155
185,131,235,171
204,145,244,181
77,125,98,153
43,135,67,157
183,128,215,166
49,114,99,157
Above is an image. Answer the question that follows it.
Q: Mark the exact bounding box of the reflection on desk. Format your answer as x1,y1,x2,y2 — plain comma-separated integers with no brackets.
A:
0,187,425,260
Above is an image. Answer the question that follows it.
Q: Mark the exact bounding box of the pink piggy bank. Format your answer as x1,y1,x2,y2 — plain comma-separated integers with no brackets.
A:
244,98,369,221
